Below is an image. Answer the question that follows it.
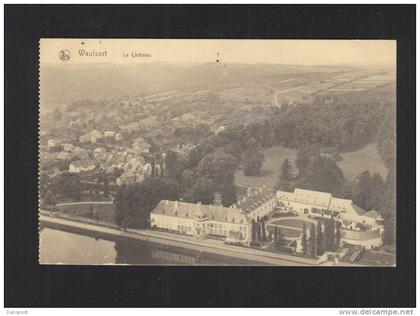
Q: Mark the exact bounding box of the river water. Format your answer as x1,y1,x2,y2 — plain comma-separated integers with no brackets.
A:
39,228,263,265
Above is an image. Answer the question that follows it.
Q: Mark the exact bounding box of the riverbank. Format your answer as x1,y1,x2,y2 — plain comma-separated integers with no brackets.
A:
39,213,325,266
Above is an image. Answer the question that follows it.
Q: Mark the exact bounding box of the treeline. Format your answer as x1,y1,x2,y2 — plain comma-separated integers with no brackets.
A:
206,83,394,153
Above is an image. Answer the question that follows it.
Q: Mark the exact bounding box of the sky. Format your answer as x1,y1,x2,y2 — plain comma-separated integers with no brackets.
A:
40,39,396,67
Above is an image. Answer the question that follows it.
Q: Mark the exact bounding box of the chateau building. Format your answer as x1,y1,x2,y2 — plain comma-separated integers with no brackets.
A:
150,200,251,243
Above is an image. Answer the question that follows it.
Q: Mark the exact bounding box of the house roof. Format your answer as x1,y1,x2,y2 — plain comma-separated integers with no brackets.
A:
151,200,248,224
363,210,379,219
71,159,97,168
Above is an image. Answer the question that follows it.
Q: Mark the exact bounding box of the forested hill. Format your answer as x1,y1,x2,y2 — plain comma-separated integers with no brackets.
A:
205,82,396,169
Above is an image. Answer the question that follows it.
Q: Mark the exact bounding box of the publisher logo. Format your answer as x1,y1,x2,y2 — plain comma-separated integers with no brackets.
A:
59,49,71,62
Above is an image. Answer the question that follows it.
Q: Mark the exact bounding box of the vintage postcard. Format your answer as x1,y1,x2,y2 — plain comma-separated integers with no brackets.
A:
39,39,396,266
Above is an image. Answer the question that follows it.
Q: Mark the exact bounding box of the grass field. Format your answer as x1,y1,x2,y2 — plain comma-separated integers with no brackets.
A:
337,143,388,181
235,145,297,189
270,218,311,229
235,143,388,189
56,202,115,223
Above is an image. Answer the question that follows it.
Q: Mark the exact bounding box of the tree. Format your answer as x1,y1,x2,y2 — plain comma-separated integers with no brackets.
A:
52,172,82,200
335,221,341,249
301,224,308,255
295,146,321,176
198,151,238,206
316,222,325,256
180,168,196,190
256,222,262,241
296,156,344,196
261,221,267,242
42,190,57,209
242,150,265,176
186,177,215,205
274,227,284,248
276,158,294,191
197,151,237,187
323,219,336,251
164,150,183,180
221,184,238,207
113,177,180,229
103,173,109,197
309,223,316,258
251,219,257,242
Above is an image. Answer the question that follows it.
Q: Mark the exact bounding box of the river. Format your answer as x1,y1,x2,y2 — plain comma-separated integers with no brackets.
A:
39,228,265,265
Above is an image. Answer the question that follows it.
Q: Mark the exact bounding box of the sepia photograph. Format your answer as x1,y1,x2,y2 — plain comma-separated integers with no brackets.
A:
38,39,397,267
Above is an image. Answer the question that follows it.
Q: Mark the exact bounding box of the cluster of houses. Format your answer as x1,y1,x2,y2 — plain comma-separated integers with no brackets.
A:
150,187,385,250
45,132,156,186
79,129,124,144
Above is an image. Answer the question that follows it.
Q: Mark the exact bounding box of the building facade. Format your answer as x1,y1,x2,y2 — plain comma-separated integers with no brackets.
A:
150,200,251,243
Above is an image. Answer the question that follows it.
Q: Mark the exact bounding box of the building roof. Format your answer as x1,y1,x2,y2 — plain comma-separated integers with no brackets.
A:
234,188,274,213
294,188,332,208
363,210,379,219
277,188,367,216
71,159,97,168
277,188,332,208
151,200,248,224
329,197,365,216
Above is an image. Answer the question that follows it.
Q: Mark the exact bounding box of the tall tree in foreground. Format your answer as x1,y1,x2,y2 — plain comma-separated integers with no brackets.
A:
335,221,341,249
197,151,238,206
242,149,265,176
301,224,308,255
276,158,294,192
309,223,316,258
113,177,179,229
316,222,325,256
261,222,267,242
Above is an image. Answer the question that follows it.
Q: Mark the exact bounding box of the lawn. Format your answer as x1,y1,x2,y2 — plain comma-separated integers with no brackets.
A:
56,202,115,223
235,145,297,189
234,143,388,189
266,225,302,238
270,218,313,229
337,143,388,181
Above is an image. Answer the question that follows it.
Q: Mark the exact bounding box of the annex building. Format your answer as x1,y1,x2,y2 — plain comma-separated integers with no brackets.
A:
276,188,385,248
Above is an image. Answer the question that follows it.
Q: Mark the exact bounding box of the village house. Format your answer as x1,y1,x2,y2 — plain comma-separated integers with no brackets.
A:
79,129,103,144
131,138,151,154
62,143,74,152
47,139,60,147
69,159,97,173
172,143,197,156
116,171,136,186
150,200,251,243
56,151,77,161
214,125,226,135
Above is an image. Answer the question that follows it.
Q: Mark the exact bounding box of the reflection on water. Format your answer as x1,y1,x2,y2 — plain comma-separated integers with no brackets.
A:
40,228,261,265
